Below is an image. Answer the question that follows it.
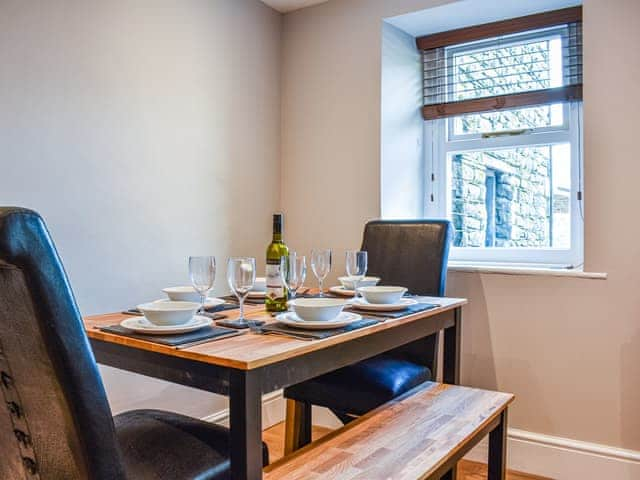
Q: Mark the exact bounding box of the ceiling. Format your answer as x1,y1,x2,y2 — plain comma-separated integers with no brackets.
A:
260,0,329,13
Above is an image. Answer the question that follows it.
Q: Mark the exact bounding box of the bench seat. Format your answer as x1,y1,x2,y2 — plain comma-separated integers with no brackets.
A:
265,382,514,480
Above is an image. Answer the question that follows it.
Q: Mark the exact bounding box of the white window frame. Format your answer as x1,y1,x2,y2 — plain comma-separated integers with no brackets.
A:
424,102,584,267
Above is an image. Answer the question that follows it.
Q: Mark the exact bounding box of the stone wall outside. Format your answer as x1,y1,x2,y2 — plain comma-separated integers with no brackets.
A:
451,147,551,247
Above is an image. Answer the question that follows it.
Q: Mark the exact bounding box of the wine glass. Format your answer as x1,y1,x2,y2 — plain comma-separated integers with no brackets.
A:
227,257,256,329
345,250,367,301
189,256,216,312
280,252,307,303
310,249,331,297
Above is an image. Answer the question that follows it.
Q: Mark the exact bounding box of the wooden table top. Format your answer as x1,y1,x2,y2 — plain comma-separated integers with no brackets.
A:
264,382,514,479
84,296,466,371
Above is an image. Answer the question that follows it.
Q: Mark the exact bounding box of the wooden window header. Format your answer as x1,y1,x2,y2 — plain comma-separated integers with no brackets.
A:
416,6,582,51
422,85,582,120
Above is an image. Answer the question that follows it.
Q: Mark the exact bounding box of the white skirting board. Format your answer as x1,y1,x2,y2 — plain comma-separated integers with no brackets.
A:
201,390,285,430
463,428,640,480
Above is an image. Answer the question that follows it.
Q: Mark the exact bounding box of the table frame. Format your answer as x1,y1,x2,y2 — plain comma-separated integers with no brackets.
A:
89,305,463,480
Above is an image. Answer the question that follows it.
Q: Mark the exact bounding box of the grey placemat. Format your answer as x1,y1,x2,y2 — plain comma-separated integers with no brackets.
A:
260,318,380,340
344,302,439,319
208,303,240,312
99,324,242,347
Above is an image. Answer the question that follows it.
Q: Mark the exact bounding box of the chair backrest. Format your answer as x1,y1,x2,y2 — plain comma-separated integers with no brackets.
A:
0,208,125,479
361,219,452,296
360,219,452,370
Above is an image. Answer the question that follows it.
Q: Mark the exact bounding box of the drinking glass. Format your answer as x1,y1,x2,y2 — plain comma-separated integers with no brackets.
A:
227,257,256,328
310,249,332,296
345,250,367,301
189,256,216,312
280,252,307,302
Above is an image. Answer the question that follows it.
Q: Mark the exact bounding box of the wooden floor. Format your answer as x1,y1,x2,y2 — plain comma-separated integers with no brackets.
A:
263,422,552,480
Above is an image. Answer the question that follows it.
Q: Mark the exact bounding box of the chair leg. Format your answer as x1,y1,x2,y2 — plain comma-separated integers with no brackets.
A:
284,399,312,455
440,466,457,480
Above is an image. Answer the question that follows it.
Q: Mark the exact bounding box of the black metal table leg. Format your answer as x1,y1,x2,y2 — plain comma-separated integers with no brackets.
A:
229,369,263,480
488,409,508,480
443,306,462,384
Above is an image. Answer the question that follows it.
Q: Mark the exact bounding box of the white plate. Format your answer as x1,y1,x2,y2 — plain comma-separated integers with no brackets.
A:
248,291,267,298
276,311,362,330
120,315,213,335
154,297,225,309
349,297,418,312
329,286,356,297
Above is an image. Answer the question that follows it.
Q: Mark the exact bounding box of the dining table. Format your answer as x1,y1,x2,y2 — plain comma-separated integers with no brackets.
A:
83,294,466,480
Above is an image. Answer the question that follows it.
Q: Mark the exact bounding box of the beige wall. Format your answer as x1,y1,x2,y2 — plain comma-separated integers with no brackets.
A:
0,0,282,417
282,0,640,452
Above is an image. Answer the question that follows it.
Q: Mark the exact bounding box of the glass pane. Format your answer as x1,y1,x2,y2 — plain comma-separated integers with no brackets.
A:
449,144,571,248
551,144,571,249
452,104,564,136
450,36,563,102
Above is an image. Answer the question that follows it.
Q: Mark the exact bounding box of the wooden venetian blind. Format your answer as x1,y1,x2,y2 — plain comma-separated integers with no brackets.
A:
417,6,583,120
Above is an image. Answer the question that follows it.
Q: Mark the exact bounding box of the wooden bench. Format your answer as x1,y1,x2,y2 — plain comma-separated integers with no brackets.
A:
264,382,514,480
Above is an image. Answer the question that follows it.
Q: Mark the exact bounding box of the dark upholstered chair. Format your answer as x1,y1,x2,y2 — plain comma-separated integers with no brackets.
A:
283,219,452,452
0,207,268,479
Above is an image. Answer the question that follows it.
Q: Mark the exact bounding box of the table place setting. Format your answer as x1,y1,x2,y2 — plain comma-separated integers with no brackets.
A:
328,275,381,297
100,299,245,349
260,297,381,340
278,298,360,329
160,286,227,309
101,255,253,348
121,296,237,318
311,250,441,319
220,276,304,305
222,276,267,303
253,247,445,340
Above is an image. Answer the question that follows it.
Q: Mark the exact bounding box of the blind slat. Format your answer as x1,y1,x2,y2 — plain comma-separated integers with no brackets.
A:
423,49,583,72
423,63,583,86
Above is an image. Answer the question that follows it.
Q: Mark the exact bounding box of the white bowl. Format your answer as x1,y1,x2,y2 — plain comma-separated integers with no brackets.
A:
137,301,200,326
338,276,380,290
162,286,201,302
357,286,407,305
252,277,267,292
289,298,346,322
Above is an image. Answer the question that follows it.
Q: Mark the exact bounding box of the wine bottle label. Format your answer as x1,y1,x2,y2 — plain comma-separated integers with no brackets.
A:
266,264,284,299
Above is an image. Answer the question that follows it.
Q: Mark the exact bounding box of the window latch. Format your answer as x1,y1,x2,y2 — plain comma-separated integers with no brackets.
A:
481,128,531,139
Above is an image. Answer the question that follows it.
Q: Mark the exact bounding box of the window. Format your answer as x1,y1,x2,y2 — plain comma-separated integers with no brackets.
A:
419,7,583,267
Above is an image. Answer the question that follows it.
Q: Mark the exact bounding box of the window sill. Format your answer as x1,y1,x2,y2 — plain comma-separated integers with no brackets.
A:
448,262,607,279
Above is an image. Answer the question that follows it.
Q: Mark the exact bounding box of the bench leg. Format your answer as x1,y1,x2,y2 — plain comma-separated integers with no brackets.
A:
488,409,508,480
284,399,312,454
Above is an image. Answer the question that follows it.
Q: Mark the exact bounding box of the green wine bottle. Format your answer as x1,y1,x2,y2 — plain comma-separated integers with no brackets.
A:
265,213,289,312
